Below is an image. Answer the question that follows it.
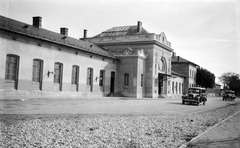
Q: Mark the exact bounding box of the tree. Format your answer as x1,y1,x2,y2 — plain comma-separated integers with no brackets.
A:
196,68,215,88
219,72,240,96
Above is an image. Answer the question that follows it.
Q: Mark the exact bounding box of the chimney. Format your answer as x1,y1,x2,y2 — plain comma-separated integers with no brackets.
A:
60,27,68,36
172,52,176,57
177,56,180,61
33,16,42,28
137,21,142,32
83,29,87,39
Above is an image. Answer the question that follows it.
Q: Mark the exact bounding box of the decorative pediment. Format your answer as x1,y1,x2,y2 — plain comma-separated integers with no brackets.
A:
159,32,167,45
123,47,133,55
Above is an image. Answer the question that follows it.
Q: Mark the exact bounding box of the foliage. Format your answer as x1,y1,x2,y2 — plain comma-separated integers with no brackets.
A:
219,72,240,96
196,68,215,88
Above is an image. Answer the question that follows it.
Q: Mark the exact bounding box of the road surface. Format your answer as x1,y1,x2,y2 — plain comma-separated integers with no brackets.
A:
0,97,239,114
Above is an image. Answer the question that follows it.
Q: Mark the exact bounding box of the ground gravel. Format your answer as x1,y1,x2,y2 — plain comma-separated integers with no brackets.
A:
1,103,240,148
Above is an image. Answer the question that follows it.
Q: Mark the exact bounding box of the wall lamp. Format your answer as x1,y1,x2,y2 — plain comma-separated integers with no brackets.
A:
47,71,55,77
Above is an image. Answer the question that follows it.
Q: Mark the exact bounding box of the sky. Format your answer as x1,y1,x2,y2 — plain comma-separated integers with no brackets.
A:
1,0,240,84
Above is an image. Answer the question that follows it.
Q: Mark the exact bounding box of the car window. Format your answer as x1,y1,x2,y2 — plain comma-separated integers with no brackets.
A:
189,89,200,93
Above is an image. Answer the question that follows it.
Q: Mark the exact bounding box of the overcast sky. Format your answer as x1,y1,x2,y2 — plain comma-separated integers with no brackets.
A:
1,0,240,84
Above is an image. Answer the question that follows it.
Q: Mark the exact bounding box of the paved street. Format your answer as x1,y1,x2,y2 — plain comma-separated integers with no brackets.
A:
0,97,239,114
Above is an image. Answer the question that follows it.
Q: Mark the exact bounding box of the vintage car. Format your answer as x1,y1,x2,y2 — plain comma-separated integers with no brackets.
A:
182,87,207,105
222,90,236,101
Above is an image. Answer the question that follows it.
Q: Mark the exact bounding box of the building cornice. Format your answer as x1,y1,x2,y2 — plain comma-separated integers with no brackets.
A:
93,40,174,52
115,55,147,60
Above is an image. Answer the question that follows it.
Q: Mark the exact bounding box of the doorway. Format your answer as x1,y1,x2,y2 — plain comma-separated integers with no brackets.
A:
158,73,163,95
110,71,115,93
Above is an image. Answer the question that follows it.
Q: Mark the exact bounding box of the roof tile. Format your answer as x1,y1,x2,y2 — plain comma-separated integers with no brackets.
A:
0,15,115,58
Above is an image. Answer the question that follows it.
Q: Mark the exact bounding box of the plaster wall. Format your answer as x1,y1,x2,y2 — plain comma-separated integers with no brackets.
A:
103,44,155,98
171,76,184,97
0,34,117,100
153,45,172,97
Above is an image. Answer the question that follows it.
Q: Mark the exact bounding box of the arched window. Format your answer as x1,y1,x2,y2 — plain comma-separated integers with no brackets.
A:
32,59,43,83
158,58,166,72
87,68,93,86
87,67,93,92
54,62,63,84
5,54,19,81
5,54,20,90
72,65,79,85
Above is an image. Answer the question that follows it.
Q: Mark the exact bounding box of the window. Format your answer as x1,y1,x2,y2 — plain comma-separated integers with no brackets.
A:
54,63,62,83
179,82,181,93
32,59,43,82
71,65,79,85
87,68,93,86
124,73,129,86
5,55,19,81
172,82,174,94
176,82,178,94
99,70,104,86
141,74,143,87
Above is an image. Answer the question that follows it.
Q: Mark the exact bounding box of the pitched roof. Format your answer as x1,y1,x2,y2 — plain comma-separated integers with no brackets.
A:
172,56,198,66
171,68,186,77
93,25,150,37
0,15,115,58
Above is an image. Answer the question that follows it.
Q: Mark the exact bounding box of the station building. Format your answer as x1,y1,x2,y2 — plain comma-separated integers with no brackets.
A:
85,21,173,98
0,15,190,99
0,15,117,100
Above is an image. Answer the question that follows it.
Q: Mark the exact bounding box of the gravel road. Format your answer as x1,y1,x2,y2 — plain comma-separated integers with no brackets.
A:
1,102,240,148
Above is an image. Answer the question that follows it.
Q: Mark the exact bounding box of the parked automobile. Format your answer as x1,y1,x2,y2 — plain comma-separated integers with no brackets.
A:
222,90,236,101
182,87,207,106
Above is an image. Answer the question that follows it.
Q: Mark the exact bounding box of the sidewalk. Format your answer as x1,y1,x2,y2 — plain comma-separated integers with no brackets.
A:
187,111,240,148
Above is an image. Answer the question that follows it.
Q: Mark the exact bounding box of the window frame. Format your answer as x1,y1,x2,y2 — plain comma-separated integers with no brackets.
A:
5,54,19,81
32,59,43,83
54,62,63,84
124,73,129,87
87,68,93,86
172,81,174,94
71,65,79,85
99,70,104,86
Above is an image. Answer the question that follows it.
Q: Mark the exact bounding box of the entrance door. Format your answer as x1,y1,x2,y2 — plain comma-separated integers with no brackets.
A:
158,74,163,95
54,62,63,91
99,70,105,92
110,71,115,93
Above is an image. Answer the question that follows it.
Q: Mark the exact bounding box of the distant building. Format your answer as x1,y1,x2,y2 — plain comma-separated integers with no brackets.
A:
171,69,186,97
214,83,221,89
172,53,199,94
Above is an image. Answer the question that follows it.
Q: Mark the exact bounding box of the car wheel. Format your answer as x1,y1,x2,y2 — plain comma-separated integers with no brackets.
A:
203,101,206,105
182,101,185,104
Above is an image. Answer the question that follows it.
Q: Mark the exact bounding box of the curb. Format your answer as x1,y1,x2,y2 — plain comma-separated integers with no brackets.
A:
187,110,240,147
